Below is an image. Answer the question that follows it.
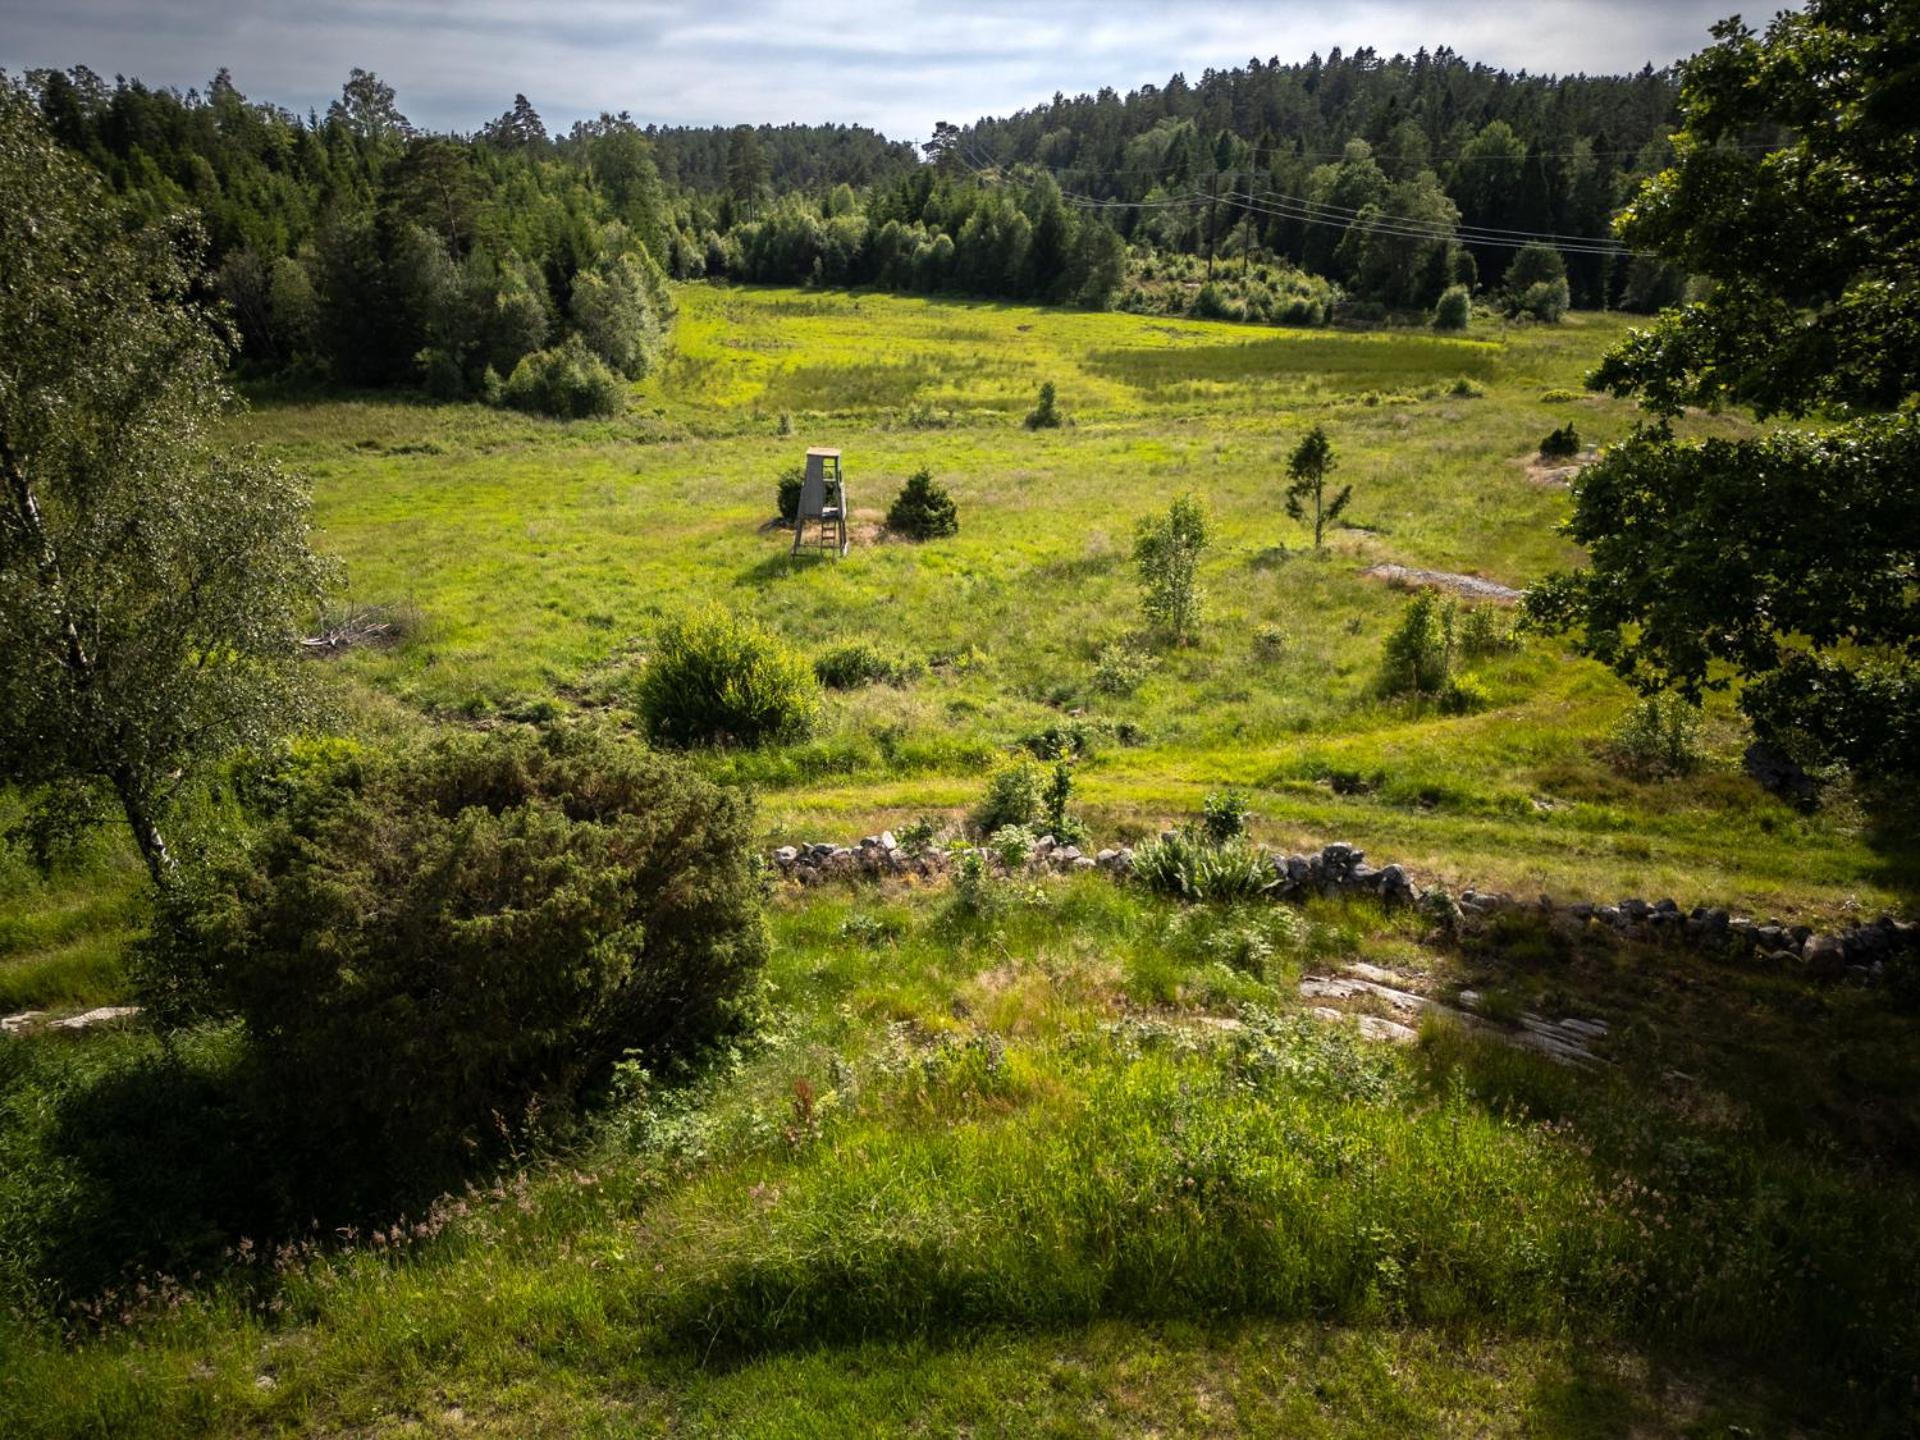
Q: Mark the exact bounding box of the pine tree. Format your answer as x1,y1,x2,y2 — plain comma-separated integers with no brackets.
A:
1283,425,1350,548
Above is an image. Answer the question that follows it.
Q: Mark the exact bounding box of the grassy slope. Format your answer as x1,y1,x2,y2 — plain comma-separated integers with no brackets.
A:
6,881,1915,1436
4,287,1912,1012
3,287,1917,1436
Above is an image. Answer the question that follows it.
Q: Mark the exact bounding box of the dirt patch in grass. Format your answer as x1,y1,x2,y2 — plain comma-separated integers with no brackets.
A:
1362,564,1524,603
763,507,895,549
1523,447,1600,488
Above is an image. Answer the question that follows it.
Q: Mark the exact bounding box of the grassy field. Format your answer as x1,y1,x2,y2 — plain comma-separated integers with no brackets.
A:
5,881,1918,1435
3,285,1917,1435
239,286,1908,923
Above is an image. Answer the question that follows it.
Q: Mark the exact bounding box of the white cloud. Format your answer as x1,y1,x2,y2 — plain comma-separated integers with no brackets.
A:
0,0,1748,142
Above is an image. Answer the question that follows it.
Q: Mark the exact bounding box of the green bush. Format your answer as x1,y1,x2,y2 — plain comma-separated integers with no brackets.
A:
1252,623,1291,661
416,346,465,400
1609,693,1705,778
1201,787,1254,844
1539,422,1582,459
501,335,627,418
1025,380,1063,429
1431,284,1471,331
1439,671,1491,715
988,824,1037,870
971,757,1045,837
895,815,942,853
1511,278,1570,323
813,641,922,690
1456,604,1521,657
635,606,818,748
1040,754,1089,847
885,467,959,540
775,464,805,521
1134,494,1210,645
1380,591,1455,697
1091,640,1157,696
1379,593,1495,713
137,727,767,1196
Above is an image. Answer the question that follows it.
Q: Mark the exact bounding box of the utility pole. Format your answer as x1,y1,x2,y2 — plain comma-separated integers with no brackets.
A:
1206,170,1218,280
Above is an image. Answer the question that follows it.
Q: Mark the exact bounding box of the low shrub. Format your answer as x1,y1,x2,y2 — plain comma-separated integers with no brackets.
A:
1252,623,1291,661
1040,754,1089,847
1379,593,1492,713
502,335,626,418
895,815,943,853
1456,604,1521,657
948,847,995,916
1539,423,1582,459
1092,641,1157,696
1200,787,1254,844
1019,716,1147,760
1431,284,1471,331
1132,830,1274,902
813,642,922,690
1449,376,1484,398
1439,671,1491,715
775,465,805,522
1380,591,1454,697
988,824,1037,870
886,467,958,540
971,757,1045,836
136,727,767,1198
1509,278,1570,323
1025,380,1063,429
1609,693,1705,778
634,605,818,748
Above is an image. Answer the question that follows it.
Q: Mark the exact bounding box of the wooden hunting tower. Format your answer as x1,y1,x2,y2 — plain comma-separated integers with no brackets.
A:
791,446,848,557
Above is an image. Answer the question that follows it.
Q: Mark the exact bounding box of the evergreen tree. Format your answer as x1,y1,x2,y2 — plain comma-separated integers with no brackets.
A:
1283,426,1350,548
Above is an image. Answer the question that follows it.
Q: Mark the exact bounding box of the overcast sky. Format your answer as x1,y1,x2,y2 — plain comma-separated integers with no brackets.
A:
1,0,1761,143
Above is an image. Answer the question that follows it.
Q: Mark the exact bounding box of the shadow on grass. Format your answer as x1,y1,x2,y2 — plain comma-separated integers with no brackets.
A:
1860,781,1920,911
735,551,814,587
15,1030,476,1301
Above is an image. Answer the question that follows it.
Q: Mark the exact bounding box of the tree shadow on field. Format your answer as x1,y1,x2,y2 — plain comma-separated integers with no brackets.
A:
28,1035,466,1301
734,551,817,588
1859,781,1920,910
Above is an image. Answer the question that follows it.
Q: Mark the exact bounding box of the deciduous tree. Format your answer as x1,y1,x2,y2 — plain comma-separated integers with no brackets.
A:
1526,1,1920,775
0,85,330,882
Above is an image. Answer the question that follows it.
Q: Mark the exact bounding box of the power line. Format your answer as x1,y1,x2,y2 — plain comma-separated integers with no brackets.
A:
975,137,1648,257
1234,182,1628,247
1229,189,1647,257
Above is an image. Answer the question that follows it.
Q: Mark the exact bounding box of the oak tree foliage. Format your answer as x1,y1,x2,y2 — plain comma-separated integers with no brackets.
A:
1527,1,1920,776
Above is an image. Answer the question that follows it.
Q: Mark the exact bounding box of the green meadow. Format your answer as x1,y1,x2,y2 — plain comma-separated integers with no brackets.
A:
260,285,1902,918
5,881,1917,1435
3,287,1917,1436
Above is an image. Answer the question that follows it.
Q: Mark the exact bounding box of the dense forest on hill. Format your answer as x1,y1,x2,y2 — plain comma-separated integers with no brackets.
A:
642,121,918,192
15,47,1713,407
953,47,1693,301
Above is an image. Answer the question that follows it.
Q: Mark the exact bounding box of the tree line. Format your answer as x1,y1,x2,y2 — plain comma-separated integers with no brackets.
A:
17,46,1727,408
24,66,677,411
948,46,1737,311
